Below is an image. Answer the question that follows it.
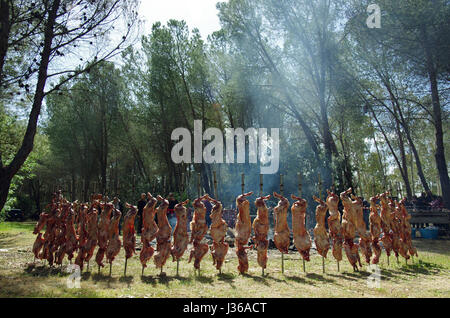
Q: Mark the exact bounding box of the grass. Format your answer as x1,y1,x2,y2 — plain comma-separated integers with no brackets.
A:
0,221,449,298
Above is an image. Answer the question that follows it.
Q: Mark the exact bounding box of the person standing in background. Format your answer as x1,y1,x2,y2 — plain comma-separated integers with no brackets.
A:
137,193,147,235
202,197,212,227
167,193,178,233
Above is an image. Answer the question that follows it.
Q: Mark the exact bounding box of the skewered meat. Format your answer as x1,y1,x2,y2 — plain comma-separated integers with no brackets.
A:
55,203,70,265
188,194,210,270
75,204,97,270
106,208,122,264
273,192,291,254
379,192,393,258
398,199,418,257
209,196,228,271
393,199,410,260
83,204,98,263
291,194,311,261
33,212,49,235
326,190,343,262
235,192,253,274
123,203,137,260
190,195,209,243
352,194,372,264
64,205,78,262
312,196,330,258
95,202,113,268
252,195,271,270
171,200,190,261
154,196,172,269
340,188,361,271
369,196,382,264
32,233,44,260
40,207,58,265
140,193,158,268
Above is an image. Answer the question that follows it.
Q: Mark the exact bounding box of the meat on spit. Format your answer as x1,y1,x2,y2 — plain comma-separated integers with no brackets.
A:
291,194,311,261
392,199,410,260
95,202,113,268
188,195,210,270
123,203,137,260
352,194,372,264
312,196,330,258
398,199,418,258
140,193,158,268
106,208,122,265
209,196,228,271
340,188,361,271
154,196,172,270
252,195,271,271
235,192,254,274
273,192,291,255
369,196,382,264
379,192,393,259
326,190,343,263
171,199,190,261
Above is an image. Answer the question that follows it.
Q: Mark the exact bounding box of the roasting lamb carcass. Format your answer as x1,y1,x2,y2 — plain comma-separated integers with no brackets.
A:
171,200,190,261
32,233,45,261
140,193,158,268
235,192,253,274
106,208,122,264
188,195,211,270
379,192,393,258
95,202,113,268
190,195,210,243
123,203,137,260
312,196,330,258
252,195,271,271
291,194,311,261
352,194,372,264
326,190,343,262
154,196,172,270
393,200,410,260
208,196,228,271
75,204,97,270
273,192,291,254
398,199,418,258
64,205,79,263
369,196,382,264
340,188,361,271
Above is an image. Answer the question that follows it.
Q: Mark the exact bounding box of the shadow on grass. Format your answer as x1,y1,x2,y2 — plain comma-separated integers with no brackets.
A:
284,275,309,285
305,273,337,284
24,263,67,277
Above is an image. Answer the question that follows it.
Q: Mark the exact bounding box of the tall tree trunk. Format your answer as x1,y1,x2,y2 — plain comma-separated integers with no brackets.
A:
0,0,61,213
422,25,450,207
0,0,10,85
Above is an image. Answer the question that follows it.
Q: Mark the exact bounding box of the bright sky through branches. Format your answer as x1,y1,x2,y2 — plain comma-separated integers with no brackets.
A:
139,0,223,39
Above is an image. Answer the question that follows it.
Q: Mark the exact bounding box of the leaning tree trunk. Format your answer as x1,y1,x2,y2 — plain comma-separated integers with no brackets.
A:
422,25,450,208
0,0,61,213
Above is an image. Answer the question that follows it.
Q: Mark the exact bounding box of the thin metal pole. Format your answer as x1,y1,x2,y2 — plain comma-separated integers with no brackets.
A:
241,173,245,194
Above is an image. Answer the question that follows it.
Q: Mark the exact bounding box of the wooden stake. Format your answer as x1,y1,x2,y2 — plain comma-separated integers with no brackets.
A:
176,259,179,276
124,258,128,276
197,173,201,198
281,253,284,274
322,256,325,274
142,266,145,276
337,261,340,272
87,260,89,271
259,174,263,197
213,171,218,199
109,263,112,276
298,173,302,197
303,259,306,273
280,174,284,196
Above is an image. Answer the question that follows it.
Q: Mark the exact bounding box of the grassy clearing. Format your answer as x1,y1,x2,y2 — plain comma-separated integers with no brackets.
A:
0,222,449,298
